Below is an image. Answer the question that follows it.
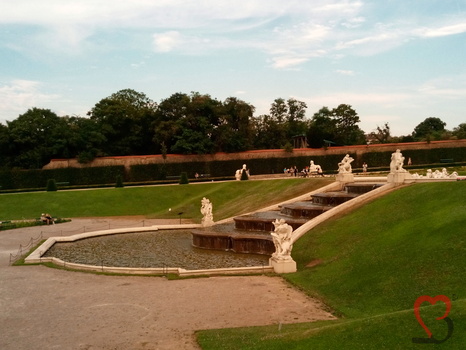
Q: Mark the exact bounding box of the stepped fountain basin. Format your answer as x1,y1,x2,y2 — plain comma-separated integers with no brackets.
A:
311,192,359,206
344,183,384,194
233,211,308,232
279,202,331,218
191,229,274,255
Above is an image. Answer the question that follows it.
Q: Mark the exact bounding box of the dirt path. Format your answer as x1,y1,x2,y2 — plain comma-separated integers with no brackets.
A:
0,217,335,350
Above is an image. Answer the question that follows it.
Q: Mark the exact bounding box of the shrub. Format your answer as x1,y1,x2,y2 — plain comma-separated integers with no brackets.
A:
46,179,57,191
115,175,124,188
179,172,189,184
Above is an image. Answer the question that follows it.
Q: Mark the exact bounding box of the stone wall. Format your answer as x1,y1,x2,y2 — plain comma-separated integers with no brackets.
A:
43,139,466,170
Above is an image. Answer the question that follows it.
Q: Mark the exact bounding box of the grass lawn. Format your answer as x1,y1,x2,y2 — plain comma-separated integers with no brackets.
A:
0,178,332,222
196,181,466,349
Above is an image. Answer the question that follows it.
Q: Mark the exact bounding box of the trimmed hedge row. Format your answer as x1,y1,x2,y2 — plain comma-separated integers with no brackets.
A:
1,147,465,190
128,146,466,181
0,166,125,190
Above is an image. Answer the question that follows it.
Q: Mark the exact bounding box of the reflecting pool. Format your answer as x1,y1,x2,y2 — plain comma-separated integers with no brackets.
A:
43,230,270,270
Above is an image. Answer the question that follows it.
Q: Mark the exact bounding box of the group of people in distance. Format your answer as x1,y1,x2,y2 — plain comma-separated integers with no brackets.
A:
284,157,375,177
40,213,54,225
284,160,324,177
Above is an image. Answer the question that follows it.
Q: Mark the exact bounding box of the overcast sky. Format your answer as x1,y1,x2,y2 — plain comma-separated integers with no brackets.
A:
1,0,465,136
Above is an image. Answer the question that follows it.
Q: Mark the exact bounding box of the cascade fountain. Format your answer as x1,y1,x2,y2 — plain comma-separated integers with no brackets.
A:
191,181,384,255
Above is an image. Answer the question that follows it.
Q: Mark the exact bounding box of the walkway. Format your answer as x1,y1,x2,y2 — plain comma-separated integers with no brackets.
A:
0,217,335,350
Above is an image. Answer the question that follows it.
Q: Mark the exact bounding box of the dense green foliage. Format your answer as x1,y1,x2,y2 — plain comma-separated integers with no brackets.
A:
413,117,447,140
196,182,466,349
306,104,366,147
0,89,381,169
0,87,463,170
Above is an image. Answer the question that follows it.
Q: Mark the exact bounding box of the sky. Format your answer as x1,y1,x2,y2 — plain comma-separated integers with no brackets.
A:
0,0,465,136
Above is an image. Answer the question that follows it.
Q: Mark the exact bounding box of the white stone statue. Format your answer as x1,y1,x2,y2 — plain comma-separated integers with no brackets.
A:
235,163,250,180
270,219,294,260
200,197,214,226
338,154,354,174
412,168,458,179
390,149,406,173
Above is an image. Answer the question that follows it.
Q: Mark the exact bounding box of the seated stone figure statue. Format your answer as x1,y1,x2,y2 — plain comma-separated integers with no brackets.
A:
390,149,406,173
338,154,354,174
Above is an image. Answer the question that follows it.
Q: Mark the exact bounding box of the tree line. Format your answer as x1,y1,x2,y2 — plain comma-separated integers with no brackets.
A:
0,88,464,169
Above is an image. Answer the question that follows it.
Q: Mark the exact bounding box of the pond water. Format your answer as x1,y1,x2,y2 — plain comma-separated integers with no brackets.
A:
43,230,270,270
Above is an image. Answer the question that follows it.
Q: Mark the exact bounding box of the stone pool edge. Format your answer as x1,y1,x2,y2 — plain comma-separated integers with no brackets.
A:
24,224,274,276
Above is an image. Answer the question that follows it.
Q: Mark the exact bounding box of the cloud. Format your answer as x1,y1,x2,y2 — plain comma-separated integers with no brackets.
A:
0,80,60,123
418,22,466,38
2,0,466,68
335,69,355,76
153,31,183,52
269,57,309,69
418,76,466,99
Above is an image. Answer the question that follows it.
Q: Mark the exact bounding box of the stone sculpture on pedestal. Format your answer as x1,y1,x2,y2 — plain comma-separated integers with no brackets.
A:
388,149,412,184
269,219,297,273
336,154,354,183
338,154,354,174
200,197,214,227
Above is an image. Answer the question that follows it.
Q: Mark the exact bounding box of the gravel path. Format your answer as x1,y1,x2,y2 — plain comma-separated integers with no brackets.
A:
0,217,335,350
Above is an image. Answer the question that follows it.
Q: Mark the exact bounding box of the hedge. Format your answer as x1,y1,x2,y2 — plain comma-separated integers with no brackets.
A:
0,166,125,190
1,147,465,190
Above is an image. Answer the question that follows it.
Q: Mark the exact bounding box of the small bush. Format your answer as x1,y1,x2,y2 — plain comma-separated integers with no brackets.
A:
46,179,57,192
179,172,189,184
115,175,124,188
283,142,294,153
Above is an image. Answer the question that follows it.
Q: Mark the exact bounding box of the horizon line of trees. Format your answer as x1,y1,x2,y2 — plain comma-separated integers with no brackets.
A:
0,88,465,170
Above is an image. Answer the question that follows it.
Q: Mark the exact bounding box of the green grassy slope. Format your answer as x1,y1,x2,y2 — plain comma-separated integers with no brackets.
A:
197,181,466,349
0,178,332,221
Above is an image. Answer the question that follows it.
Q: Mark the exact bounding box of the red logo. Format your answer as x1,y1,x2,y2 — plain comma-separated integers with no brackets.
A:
412,295,453,344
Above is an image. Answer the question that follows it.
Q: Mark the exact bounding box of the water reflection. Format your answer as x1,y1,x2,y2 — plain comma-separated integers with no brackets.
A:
44,230,270,270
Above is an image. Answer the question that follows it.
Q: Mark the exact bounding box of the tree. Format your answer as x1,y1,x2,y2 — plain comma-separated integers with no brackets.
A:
252,114,283,149
0,123,12,168
307,107,337,148
452,123,466,140
331,104,366,145
215,97,255,152
253,98,308,149
65,116,106,163
286,98,308,139
88,89,158,156
7,108,71,168
269,98,288,124
369,122,392,144
267,98,288,147
412,117,446,141
154,92,221,154
153,92,189,153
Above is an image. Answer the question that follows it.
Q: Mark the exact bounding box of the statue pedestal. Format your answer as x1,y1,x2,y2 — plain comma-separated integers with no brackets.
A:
387,171,412,184
201,219,214,227
269,257,297,273
336,173,354,183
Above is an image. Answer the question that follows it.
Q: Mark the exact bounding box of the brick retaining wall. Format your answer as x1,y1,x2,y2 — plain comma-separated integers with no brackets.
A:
43,139,466,170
